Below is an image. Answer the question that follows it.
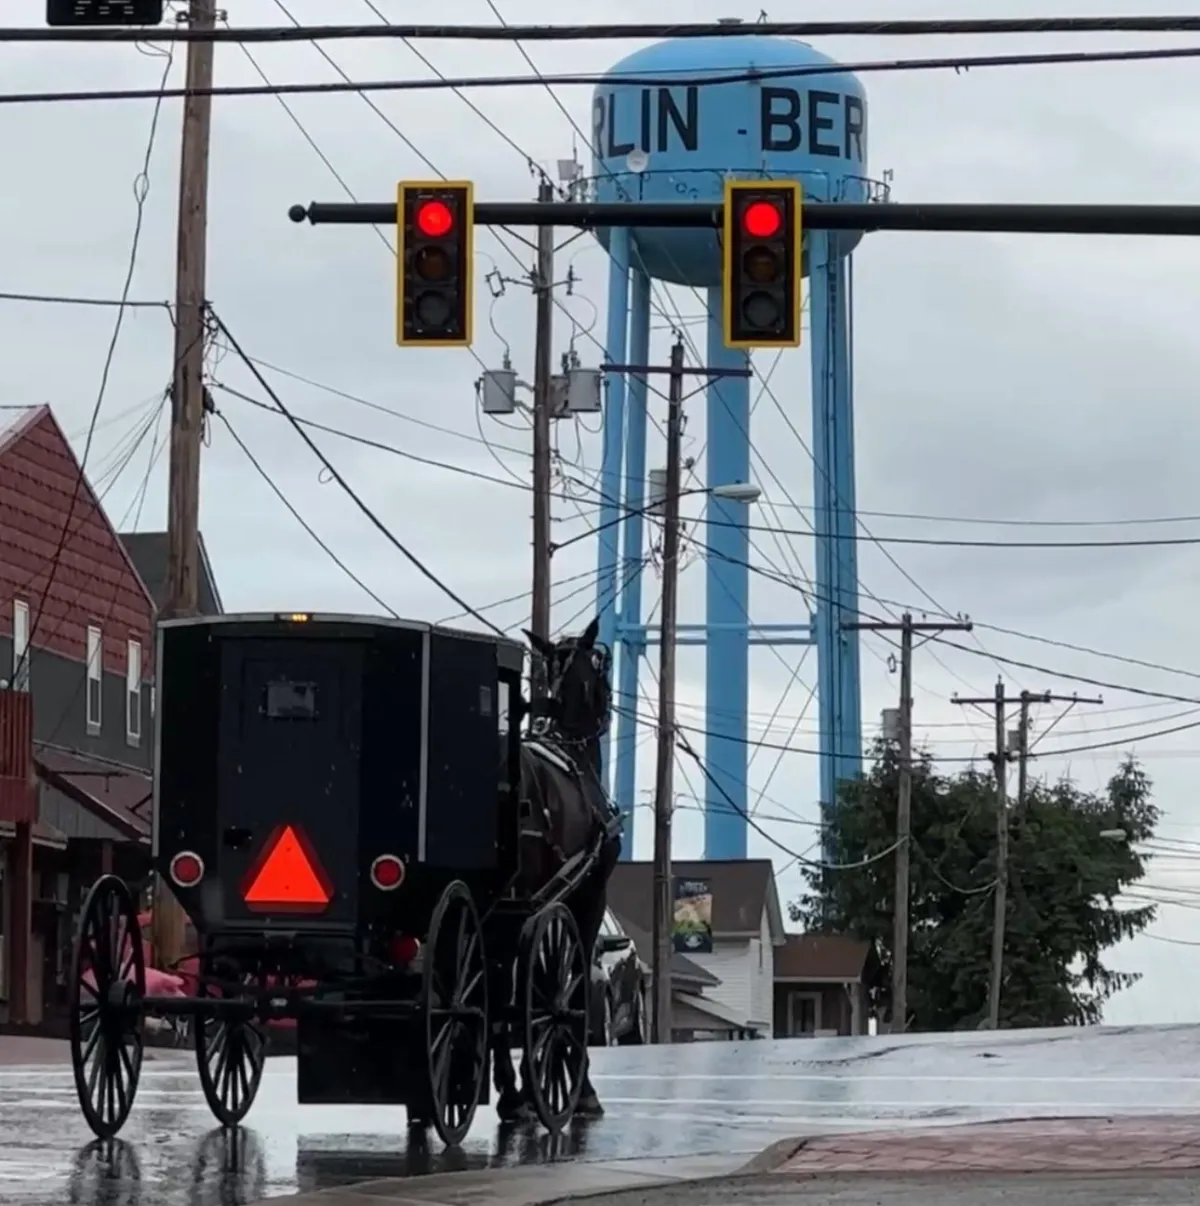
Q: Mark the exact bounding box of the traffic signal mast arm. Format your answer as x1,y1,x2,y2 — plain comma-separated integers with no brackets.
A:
293,199,1200,237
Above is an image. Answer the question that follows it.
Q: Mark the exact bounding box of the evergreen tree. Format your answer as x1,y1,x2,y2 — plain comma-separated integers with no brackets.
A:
792,745,1157,1029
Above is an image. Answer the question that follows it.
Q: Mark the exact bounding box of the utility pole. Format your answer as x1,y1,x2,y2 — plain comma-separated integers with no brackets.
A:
602,342,750,1044
650,338,685,1045
845,613,972,1035
155,0,215,972
953,679,1009,1030
529,178,556,698
953,680,1104,1027
1014,689,1103,811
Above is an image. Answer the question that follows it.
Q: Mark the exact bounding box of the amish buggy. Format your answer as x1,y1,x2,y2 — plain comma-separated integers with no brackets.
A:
67,612,622,1147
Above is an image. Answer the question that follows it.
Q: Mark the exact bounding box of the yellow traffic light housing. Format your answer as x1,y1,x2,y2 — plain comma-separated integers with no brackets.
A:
722,180,802,349
397,181,474,347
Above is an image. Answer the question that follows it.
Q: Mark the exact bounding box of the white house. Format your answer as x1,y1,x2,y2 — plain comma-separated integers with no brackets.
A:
608,858,786,1039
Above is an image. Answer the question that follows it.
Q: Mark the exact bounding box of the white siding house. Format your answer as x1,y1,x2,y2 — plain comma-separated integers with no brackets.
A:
608,858,786,1038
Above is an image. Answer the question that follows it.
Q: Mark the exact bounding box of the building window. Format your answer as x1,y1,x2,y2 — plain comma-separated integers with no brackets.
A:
86,625,102,734
126,639,142,746
12,600,29,691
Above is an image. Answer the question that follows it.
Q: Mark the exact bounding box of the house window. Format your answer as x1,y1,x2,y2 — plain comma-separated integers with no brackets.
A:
12,600,29,691
86,625,102,734
126,639,142,746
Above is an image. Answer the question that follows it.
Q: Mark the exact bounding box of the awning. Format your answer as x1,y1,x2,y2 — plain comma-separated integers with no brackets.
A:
672,990,753,1030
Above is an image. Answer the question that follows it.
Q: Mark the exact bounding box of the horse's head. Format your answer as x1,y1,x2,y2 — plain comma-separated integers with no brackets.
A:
523,617,611,747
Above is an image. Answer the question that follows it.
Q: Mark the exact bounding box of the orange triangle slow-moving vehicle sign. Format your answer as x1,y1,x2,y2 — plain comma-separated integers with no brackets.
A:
242,824,333,912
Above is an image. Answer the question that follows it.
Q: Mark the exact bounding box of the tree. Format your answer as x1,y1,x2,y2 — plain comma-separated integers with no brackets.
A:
792,744,1158,1030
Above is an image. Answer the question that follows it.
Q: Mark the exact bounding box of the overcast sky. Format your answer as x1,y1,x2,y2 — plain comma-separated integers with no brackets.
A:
5,0,1200,1025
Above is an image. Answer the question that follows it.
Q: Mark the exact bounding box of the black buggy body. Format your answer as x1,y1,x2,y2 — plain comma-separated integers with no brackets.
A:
153,612,523,937
66,613,596,1146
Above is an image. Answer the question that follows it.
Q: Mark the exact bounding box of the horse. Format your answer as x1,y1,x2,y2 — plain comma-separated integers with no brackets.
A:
491,615,622,1122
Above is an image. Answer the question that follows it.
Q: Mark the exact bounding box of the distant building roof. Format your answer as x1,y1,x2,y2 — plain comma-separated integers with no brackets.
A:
608,859,785,941
775,933,876,983
35,743,152,842
119,530,223,616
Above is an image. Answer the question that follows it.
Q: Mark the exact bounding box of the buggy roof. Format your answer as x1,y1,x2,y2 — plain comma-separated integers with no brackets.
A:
158,612,526,667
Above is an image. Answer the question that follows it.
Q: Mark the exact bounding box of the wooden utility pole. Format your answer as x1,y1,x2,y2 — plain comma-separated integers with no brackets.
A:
529,178,556,697
155,0,215,970
953,679,1010,1029
1014,690,1103,811
650,338,685,1045
954,681,1104,1028
845,613,972,1034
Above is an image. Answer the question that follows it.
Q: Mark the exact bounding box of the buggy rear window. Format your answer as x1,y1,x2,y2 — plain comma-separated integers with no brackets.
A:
263,679,317,719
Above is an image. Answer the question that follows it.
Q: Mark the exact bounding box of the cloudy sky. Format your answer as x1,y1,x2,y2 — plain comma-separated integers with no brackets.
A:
6,0,1200,1024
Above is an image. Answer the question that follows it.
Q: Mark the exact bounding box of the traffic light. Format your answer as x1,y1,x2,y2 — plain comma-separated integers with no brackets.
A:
46,0,163,24
722,180,802,349
397,181,474,347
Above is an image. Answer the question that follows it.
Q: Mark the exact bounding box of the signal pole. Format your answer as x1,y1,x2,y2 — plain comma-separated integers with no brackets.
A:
529,178,556,698
844,614,972,1034
953,681,1103,1028
155,0,215,971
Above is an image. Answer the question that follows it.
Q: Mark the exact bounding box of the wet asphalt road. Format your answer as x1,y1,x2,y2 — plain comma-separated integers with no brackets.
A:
7,1023,1200,1205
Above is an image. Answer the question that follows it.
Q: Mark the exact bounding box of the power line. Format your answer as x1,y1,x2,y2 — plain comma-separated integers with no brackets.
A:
17,43,176,677
215,408,400,619
10,44,1200,105
209,308,505,637
0,290,170,309
15,18,1200,42
677,517,1200,549
613,701,1200,765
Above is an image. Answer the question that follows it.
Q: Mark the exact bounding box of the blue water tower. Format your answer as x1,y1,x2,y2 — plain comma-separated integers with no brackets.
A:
591,23,874,860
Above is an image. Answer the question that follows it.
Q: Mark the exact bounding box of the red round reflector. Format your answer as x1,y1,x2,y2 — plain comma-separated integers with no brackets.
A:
370,854,405,890
742,200,783,239
415,199,454,238
169,851,204,887
389,934,421,965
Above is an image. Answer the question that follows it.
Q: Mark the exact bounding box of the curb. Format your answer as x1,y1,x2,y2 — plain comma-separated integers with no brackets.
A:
735,1137,811,1175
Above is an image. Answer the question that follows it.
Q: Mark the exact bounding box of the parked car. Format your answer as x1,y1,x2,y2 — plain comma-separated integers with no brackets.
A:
590,908,647,1046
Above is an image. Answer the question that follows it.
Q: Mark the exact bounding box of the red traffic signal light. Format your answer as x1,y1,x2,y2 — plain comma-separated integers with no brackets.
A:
722,180,802,349
397,181,474,348
415,199,454,238
742,200,783,239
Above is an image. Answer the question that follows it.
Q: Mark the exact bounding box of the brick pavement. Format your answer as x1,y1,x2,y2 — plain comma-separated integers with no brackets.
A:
773,1116,1200,1174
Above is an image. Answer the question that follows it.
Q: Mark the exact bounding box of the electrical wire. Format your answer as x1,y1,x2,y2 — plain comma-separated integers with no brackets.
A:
216,408,400,619
210,308,505,637
17,17,1200,42
0,290,170,309
15,43,1200,105
200,391,1200,713
16,43,175,681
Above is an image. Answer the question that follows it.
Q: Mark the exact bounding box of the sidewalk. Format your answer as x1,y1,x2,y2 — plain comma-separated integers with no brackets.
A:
762,1115,1200,1174
258,1153,745,1206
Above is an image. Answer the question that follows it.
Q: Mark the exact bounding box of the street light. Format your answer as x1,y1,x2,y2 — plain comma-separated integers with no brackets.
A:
1100,828,1128,842
708,482,762,504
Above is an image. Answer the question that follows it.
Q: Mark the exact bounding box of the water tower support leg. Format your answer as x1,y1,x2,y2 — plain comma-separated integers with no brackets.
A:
830,254,863,789
613,262,652,859
703,286,751,860
810,235,864,858
596,227,631,799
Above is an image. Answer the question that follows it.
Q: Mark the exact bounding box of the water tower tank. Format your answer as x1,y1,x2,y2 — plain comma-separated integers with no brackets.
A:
592,27,869,288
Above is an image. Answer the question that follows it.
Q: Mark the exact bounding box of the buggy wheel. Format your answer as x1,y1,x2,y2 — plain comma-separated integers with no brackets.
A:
68,875,146,1139
519,902,589,1133
421,881,489,1147
195,974,267,1127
